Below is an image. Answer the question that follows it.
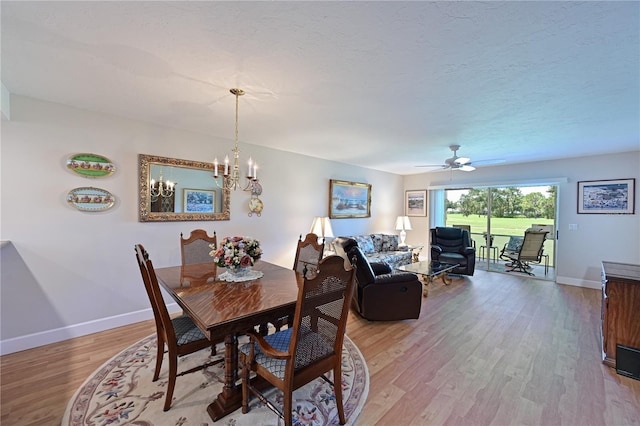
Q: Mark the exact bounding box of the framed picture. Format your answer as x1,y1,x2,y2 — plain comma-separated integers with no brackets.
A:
329,179,371,218
405,190,427,216
183,189,215,213
577,178,635,214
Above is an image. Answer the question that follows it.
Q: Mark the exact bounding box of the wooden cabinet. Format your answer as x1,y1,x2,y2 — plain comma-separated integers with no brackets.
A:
601,261,640,368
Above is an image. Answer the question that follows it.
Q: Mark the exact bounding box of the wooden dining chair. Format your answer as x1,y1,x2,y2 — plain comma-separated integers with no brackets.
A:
240,255,357,426
270,232,325,331
293,232,324,278
134,243,222,411
180,229,217,265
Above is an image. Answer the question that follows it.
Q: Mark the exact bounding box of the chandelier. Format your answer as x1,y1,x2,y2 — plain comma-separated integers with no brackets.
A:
213,88,258,191
149,171,175,202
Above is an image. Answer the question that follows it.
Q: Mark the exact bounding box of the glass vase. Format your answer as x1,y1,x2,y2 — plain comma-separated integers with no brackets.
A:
226,266,251,278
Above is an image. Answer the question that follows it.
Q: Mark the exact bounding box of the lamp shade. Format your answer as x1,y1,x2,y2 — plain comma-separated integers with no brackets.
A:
310,216,334,238
395,216,412,231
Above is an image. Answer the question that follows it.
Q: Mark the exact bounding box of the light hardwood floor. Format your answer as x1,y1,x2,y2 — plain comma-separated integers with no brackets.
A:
2,269,639,425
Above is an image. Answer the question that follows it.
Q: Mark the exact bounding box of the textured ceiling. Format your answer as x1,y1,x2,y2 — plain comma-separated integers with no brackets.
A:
2,1,639,175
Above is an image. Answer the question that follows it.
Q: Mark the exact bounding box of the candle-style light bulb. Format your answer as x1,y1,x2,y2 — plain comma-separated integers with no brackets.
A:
247,157,253,178
213,158,219,178
224,156,229,175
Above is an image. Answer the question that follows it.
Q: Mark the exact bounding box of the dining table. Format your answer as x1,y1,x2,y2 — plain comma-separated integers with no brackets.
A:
154,260,302,421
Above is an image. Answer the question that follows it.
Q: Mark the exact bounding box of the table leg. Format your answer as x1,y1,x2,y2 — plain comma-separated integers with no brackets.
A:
441,272,452,285
421,275,435,297
207,333,242,421
422,279,429,297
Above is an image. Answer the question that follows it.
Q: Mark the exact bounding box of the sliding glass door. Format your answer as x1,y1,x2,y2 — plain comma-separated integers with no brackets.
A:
444,185,557,280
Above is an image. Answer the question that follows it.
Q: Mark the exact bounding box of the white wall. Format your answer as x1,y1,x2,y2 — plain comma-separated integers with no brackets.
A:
0,96,405,354
1,96,638,355
404,152,640,287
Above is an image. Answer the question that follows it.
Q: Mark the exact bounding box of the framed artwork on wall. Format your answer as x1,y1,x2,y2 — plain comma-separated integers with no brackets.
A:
66,153,116,178
577,178,635,214
183,189,216,213
405,190,427,216
329,179,371,218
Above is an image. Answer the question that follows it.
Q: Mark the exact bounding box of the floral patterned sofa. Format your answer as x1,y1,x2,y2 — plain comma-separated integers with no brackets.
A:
333,233,412,269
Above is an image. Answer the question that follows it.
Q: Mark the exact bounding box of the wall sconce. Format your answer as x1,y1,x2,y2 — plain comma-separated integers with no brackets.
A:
395,216,412,246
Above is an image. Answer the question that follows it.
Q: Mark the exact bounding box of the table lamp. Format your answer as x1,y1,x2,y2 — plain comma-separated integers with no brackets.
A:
395,216,412,246
310,216,334,244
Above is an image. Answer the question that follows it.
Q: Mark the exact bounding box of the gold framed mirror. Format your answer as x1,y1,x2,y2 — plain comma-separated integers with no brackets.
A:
138,154,230,222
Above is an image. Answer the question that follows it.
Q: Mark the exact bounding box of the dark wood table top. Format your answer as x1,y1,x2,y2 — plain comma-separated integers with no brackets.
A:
155,261,302,337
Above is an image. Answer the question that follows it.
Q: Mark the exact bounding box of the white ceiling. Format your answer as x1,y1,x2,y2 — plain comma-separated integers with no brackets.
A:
2,1,639,175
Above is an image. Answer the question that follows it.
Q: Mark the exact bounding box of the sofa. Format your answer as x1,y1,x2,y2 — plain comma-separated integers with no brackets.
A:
332,234,412,269
342,244,422,321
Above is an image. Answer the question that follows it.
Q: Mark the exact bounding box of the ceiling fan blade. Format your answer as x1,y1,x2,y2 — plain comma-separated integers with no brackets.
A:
459,165,476,172
454,156,470,165
469,158,506,166
416,164,446,168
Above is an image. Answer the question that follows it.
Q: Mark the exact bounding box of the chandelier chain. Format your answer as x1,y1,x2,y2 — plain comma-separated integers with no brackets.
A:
213,88,256,192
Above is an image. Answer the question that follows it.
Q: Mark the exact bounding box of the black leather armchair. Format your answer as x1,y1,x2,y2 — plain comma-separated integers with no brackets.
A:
343,242,422,321
430,227,476,276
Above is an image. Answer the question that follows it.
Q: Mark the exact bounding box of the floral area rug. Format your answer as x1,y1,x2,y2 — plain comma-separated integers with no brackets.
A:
62,334,369,426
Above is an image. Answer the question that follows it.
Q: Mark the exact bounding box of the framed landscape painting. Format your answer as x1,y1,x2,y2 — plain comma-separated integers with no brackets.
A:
183,189,215,213
329,179,371,218
406,190,427,216
577,178,635,214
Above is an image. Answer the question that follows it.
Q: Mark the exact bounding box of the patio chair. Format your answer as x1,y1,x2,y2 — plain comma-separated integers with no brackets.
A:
504,230,548,276
499,235,524,264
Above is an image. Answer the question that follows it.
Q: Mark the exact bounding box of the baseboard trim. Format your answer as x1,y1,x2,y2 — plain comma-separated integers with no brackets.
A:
556,276,601,290
0,303,181,356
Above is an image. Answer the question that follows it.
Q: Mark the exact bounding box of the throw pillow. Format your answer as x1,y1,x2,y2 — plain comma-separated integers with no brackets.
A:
380,234,399,251
351,235,375,254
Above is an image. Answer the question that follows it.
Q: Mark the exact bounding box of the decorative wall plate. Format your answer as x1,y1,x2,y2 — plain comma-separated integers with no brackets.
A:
66,153,115,178
67,187,115,212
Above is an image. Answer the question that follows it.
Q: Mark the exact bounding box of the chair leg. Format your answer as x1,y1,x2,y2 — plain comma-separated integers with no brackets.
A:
241,358,250,414
163,353,178,411
153,338,164,381
506,260,534,276
284,390,293,426
334,365,346,425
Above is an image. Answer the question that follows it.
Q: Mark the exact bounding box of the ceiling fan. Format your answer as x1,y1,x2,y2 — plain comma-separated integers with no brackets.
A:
416,145,503,172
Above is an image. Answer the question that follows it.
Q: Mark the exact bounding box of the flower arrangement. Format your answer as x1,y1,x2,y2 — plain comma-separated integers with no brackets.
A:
210,236,262,270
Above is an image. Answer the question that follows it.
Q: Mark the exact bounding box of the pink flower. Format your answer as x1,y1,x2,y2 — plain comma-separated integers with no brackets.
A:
210,236,261,269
